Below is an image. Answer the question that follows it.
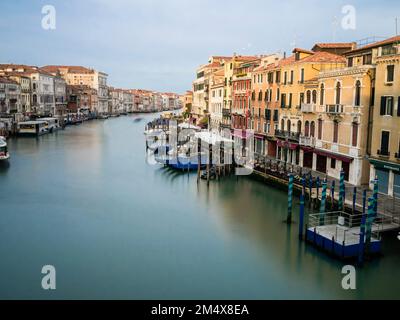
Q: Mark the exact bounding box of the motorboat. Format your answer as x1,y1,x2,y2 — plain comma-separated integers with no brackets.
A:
0,136,10,161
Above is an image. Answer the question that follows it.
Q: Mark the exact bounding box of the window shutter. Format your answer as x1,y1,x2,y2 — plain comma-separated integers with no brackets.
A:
380,96,386,115
398,97,400,117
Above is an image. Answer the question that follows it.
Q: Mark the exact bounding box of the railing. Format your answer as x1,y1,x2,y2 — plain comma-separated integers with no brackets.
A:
326,104,344,114
299,135,316,147
300,103,316,113
275,129,300,141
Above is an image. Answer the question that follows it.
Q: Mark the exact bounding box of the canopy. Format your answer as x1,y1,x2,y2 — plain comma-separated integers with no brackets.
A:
194,131,234,146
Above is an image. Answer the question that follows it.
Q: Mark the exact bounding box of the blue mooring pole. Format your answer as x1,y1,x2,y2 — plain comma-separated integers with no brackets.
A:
373,177,378,217
358,190,367,266
302,174,306,198
331,180,336,209
338,170,345,211
299,190,305,239
319,178,327,225
353,186,357,214
287,174,294,223
365,196,374,255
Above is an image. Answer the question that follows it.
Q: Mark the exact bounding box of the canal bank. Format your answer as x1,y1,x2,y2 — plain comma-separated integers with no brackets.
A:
0,114,399,299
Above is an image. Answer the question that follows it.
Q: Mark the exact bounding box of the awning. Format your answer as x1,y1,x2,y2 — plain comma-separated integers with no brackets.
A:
314,148,353,163
300,146,314,153
254,133,266,140
369,157,400,173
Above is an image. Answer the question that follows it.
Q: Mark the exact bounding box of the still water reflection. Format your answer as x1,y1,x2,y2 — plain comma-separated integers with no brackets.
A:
0,115,399,299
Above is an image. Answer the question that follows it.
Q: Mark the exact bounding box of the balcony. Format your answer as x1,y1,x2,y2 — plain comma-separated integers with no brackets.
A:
275,129,300,142
299,135,316,147
326,104,344,114
301,103,316,113
377,149,390,157
222,108,231,117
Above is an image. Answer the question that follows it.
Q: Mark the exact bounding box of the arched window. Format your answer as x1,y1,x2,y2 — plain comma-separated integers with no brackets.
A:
265,90,269,102
320,84,325,105
287,120,291,133
355,80,361,106
312,90,317,104
251,91,255,100
258,90,263,101
306,90,311,104
281,119,285,130
297,120,302,133
310,121,315,137
305,121,310,136
335,82,341,105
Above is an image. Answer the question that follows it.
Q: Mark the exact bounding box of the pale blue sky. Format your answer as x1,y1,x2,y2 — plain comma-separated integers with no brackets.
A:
0,0,399,93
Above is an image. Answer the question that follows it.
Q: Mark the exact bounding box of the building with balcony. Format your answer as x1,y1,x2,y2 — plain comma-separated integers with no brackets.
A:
367,36,400,196
277,47,346,167
209,69,224,130
0,76,21,115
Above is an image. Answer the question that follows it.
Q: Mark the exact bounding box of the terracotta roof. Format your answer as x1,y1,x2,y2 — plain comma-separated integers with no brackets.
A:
292,48,315,55
0,76,19,84
312,42,355,50
345,35,400,54
42,65,96,74
300,51,346,63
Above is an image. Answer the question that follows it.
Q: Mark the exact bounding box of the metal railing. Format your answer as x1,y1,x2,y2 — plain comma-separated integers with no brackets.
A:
326,104,344,114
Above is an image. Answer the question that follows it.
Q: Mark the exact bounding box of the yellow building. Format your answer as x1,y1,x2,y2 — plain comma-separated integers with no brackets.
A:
277,48,346,169
365,36,400,195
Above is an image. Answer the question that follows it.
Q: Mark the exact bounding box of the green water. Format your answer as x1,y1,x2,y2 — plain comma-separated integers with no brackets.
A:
0,115,399,299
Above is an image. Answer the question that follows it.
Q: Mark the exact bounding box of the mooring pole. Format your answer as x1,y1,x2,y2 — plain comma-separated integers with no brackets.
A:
299,190,305,239
339,170,345,211
316,176,320,205
302,174,306,198
373,177,379,217
319,178,327,225
197,138,201,183
331,180,336,210
287,174,294,224
365,196,374,257
308,173,313,208
207,143,211,186
352,186,357,214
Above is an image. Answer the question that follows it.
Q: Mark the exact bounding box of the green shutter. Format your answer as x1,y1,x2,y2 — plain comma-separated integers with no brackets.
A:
380,96,386,115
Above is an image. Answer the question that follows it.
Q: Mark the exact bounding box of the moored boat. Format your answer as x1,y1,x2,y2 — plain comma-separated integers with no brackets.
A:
0,136,10,161
17,121,48,137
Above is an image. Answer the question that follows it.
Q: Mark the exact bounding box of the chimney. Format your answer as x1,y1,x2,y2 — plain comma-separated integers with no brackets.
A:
283,51,287,59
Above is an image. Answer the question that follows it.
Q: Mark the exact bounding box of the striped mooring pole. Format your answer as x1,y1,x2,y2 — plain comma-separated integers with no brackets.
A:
352,186,357,214
338,170,345,211
287,174,294,223
358,190,368,266
302,174,306,197
365,196,375,255
299,190,305,239
331,180,336,209
373,177,379,217
319,178,327,225
316,176,320,204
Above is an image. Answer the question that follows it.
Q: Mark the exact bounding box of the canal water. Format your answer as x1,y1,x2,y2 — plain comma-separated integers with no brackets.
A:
0,114,399,299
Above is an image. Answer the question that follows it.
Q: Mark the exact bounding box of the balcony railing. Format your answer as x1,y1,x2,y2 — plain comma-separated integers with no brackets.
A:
275,129,300,141
299,135,316,147
222,108,231,117
326,104,344,114
377,149,390,157
301,103,316,113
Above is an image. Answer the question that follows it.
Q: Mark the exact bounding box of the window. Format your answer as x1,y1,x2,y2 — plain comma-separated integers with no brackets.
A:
310,121,315,137
290,70,294,84
268,72,273,84
300,93,304,104
297,120,302,133
284,72,287,85
288,93,292,108
352,122,358,147
347,57,353,67
355,80,361,106
318,119,323,140
312,90,317,104
305,121,310,136
265,109,271,120
320,84,325,105
281,119,285,130
333,121,339,143
387,65,395,83
398,97,400,117
363,54,372,65
276,88,280,101
281,94,286,108
258,91,262,101
300,69,304,83
287,120,291,133
331,158,336,169
335,82,341,104
276,71,281,84
380,131,390,155
380,96,394,116
306,90,311,104
273,110,278,122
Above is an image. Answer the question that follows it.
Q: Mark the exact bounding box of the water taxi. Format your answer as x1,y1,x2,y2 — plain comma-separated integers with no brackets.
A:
40,117,60,133
17,121,48,137
0,136,9,161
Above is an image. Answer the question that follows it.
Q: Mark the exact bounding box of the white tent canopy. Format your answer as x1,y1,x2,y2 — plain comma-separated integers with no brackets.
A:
194,131,233,146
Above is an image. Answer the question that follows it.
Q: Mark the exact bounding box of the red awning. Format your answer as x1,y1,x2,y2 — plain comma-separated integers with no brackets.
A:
277,140,298,150
314,148,353,163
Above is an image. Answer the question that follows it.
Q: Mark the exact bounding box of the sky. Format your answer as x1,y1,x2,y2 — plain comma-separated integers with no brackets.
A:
0,0,399,93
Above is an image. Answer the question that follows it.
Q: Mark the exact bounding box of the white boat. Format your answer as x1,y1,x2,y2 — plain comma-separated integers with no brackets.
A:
17,121,48,137
0,136,10,161
40,117,60,133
